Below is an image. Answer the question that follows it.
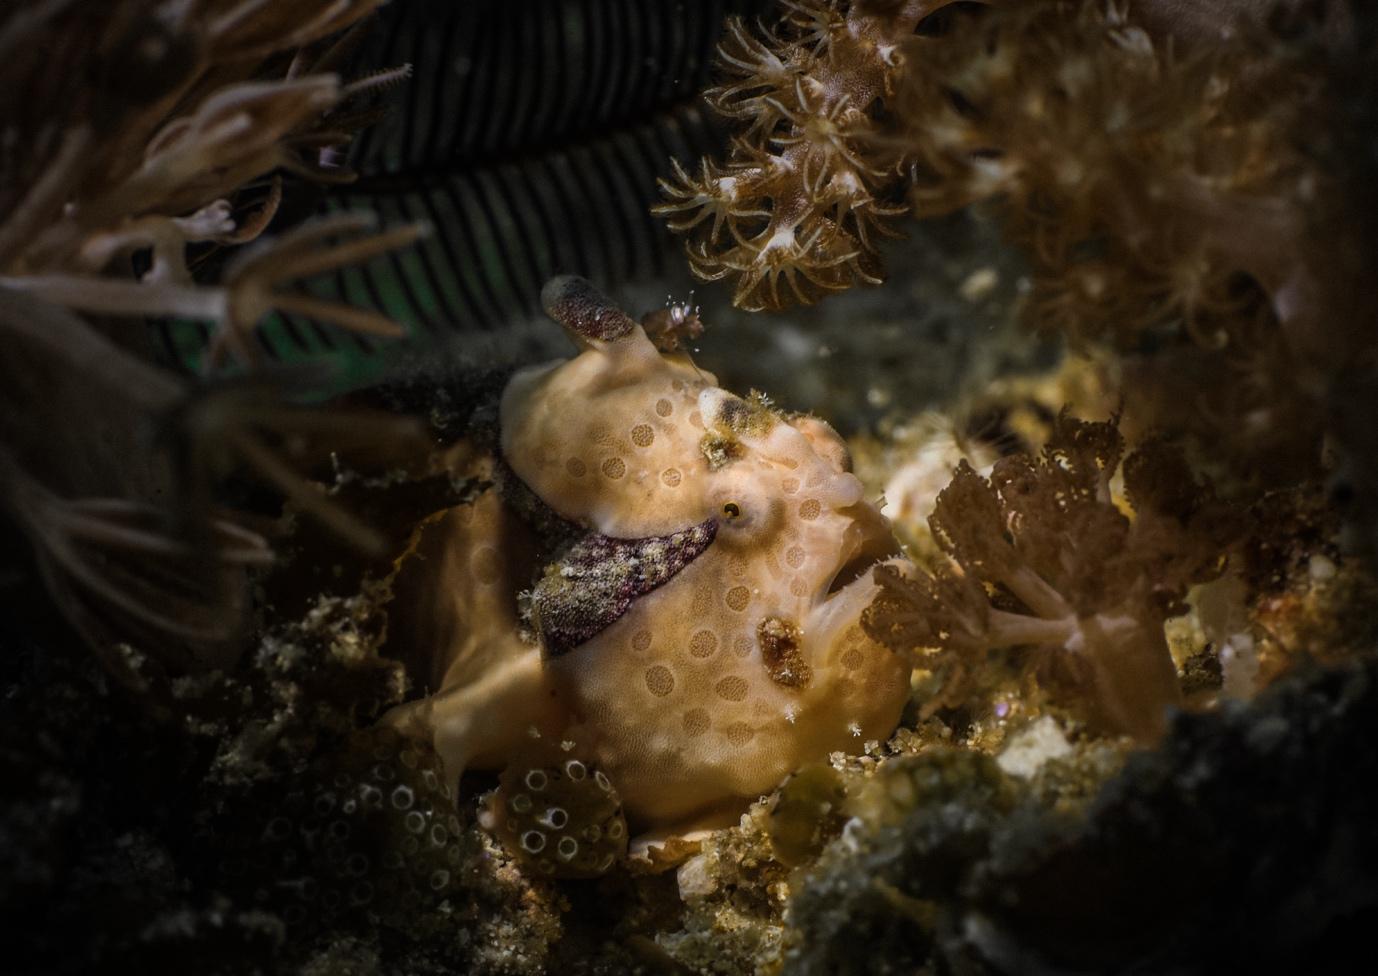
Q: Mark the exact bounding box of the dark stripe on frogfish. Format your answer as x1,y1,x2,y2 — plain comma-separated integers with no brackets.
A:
532,518,717,657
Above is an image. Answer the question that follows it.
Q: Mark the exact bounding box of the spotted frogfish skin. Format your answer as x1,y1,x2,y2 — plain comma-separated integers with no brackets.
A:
386,275,912,846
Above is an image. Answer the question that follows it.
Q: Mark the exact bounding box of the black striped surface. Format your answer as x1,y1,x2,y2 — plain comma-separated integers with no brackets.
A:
155,0,770,368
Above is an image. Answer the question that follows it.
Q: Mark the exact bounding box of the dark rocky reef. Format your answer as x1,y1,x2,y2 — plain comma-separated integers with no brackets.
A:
786,656,1378,975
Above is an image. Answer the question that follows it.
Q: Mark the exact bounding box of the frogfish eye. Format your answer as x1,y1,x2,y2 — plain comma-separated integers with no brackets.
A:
721,501,742,520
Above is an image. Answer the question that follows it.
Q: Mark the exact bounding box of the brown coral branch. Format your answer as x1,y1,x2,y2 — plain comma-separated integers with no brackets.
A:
58,498,271,565
0,287,419,674
0,1,418,369
215,175,284,245
0,126,94,269
0,274,224,319
3,216,423,370
865,413,1235,740
0,442,267,666
656,0,955,310
0,1,431,680
204,0,389,61
209,216,424,367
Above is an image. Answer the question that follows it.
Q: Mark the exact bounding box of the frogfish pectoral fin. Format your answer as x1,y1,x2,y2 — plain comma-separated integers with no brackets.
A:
531,517,717,656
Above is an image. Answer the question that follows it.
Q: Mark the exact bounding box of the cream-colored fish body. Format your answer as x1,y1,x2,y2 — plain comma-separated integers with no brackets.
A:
503,277,911,826
389,277,911,840
501,307,714,538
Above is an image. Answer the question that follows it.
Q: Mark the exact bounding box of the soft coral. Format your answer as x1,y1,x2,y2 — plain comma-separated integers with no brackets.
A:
864,413,1235,740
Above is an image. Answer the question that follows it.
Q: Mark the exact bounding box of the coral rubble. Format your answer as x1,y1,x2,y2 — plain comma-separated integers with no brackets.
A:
785,657,1378,974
